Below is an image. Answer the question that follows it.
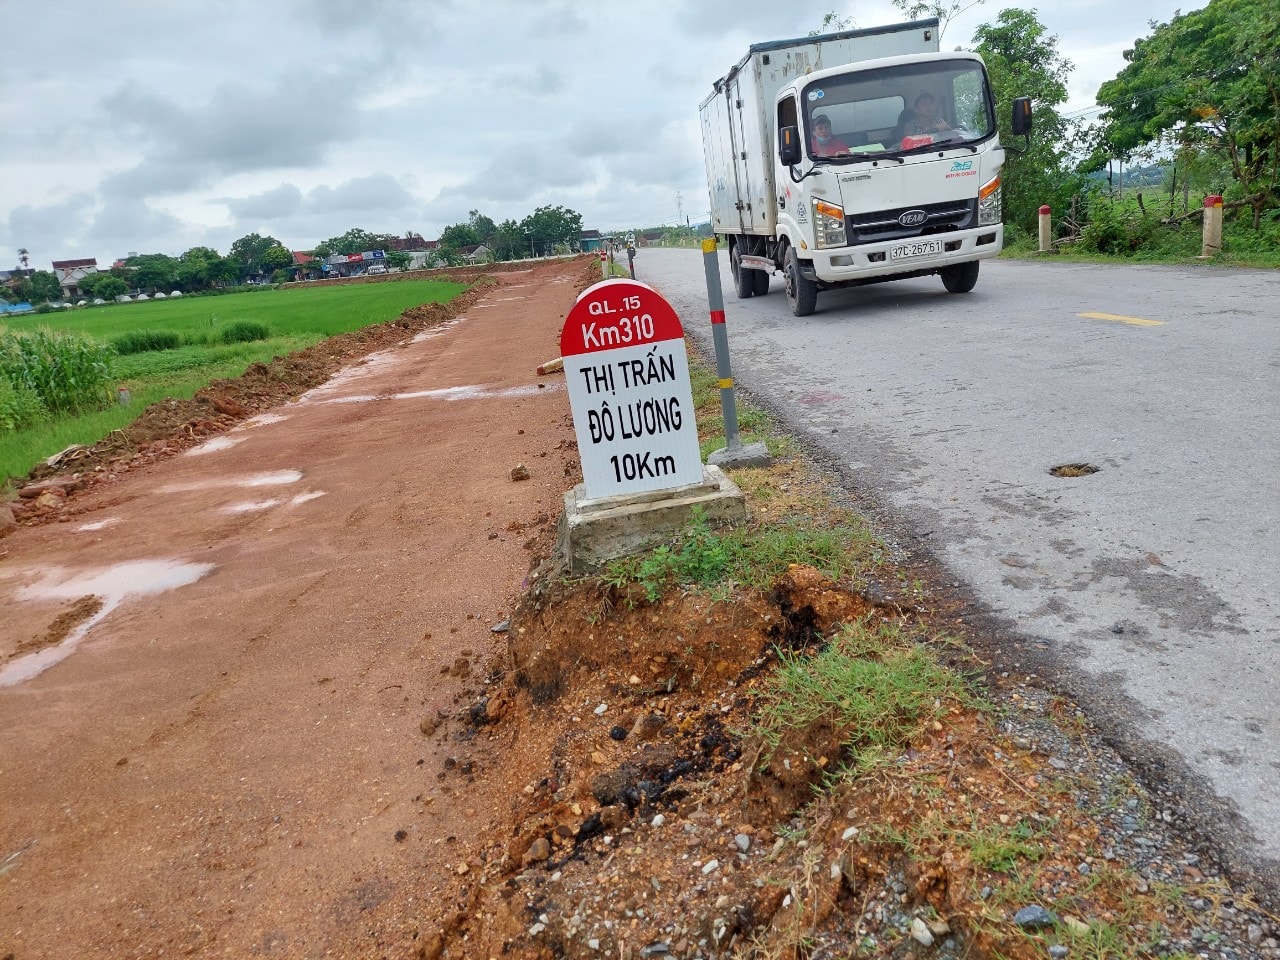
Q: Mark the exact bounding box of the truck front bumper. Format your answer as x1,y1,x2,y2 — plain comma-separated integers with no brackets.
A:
803,225,1003,283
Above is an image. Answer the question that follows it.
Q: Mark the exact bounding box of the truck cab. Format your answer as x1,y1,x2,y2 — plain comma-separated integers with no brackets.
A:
773,53,1005,313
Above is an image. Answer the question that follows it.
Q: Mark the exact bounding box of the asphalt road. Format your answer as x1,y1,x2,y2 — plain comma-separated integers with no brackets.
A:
638,247,1280,884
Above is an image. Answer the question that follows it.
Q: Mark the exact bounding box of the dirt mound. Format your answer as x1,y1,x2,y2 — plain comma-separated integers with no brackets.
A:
409,565,908,958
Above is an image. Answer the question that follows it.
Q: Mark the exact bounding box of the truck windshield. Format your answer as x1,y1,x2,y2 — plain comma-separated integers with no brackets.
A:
802,59,994,161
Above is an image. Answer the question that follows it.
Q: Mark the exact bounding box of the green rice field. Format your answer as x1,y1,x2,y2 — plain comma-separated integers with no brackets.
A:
1,279,468,485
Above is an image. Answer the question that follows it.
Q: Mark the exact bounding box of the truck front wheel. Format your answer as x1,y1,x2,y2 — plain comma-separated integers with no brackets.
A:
731,246,755,299
939,260,980,293
784,248,817,316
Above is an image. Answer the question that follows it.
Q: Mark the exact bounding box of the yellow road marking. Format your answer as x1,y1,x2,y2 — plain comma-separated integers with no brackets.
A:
1078,311,1165,327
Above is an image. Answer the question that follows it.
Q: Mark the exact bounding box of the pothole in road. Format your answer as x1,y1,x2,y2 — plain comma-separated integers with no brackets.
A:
1050,463,1100,477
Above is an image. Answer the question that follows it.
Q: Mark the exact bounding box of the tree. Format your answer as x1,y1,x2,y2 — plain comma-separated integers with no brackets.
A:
489,219,529,261
260,245,294,274
78,272,111,298
177,246,229,291
891,0,985,38
386,250,411,272
468,209,498,245
320,228,399,256
439,222,480,250
126,253,179,291
1094,0,1280,228
972,8,1085,234
18,270,61,304
229,233,285,278
93,276,128,301
17,248,29,270
520,205,583,255
811,11,858,35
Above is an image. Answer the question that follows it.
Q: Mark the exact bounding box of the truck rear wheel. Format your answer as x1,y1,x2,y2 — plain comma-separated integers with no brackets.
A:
940,260,980,293
784,248,817,316
731,246,755,299
752,267,771,296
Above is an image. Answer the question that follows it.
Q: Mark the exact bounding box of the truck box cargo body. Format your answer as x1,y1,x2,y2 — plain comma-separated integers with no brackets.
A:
699,19,1018,315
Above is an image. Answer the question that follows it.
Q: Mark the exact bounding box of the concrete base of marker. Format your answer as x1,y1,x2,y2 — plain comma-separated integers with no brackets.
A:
707,441,772,469
557,465,747,574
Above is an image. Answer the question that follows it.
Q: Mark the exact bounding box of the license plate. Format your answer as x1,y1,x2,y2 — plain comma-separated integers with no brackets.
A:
890,239,943,260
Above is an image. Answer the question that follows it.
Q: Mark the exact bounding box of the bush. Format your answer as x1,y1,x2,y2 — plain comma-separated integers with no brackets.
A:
217,320,270,345
111,329,182,355
1077,193,1159,255
0,376,46,432
0,327,114,415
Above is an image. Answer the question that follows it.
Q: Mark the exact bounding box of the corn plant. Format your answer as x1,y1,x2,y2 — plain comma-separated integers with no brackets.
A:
0,376,46,431
0,327,114,416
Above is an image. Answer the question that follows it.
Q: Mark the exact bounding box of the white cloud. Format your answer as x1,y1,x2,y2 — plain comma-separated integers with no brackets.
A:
0,0,1205,267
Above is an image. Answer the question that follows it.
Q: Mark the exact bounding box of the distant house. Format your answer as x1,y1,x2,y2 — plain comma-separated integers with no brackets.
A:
52,258,98,298
460,244,490,264
409,240,441,269
579,230,610,252
291,251,318,280
639,229,665,247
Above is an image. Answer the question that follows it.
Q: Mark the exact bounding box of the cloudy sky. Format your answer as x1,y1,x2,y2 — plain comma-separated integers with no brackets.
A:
1,0,1200,270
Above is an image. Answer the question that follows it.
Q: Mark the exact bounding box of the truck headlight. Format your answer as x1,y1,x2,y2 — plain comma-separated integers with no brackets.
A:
813,200,847,249
978,175,1002,225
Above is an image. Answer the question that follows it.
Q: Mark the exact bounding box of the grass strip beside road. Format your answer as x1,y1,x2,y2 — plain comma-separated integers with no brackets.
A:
1,280,466,485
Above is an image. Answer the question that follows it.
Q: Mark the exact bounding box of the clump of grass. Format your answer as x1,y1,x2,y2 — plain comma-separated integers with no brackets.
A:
602,508,872,601
753,620,967,759
0,327,113,416
216,320,270,345
111,329,182,355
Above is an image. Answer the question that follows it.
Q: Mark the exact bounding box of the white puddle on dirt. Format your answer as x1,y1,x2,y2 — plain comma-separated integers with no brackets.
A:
185,435,246,456
0,559,215,687
76,518,121,532
243,413,288,427
299,346,410,402
222,499,283,514
318,383,558,406
159,470,302,494
409,319,463,344
219,490,324,514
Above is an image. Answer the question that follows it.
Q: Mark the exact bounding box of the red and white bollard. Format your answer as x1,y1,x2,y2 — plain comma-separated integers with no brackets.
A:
1038,204,1052,253
600,249,608,278
1201,195,1223,258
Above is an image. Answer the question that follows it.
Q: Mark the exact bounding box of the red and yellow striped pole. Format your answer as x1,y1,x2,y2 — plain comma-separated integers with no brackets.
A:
701,237,741,451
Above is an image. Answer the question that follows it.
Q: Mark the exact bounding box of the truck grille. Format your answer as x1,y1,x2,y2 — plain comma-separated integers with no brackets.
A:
846,199,977,245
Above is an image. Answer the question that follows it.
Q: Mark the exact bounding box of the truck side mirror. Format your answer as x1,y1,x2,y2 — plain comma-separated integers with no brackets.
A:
779,125,802,166
1011,97,1033,136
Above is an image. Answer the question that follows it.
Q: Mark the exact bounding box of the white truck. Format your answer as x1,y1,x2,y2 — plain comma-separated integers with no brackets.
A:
699,19,1031,315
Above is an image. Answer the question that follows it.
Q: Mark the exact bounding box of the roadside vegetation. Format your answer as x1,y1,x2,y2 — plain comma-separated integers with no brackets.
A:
458,344,1271,958
0,279,465,485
